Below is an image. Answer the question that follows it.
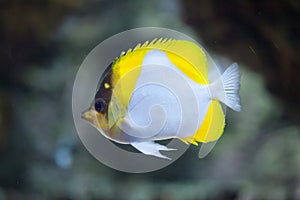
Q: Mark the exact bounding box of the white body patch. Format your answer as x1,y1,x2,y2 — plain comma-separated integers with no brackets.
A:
119,50,212,141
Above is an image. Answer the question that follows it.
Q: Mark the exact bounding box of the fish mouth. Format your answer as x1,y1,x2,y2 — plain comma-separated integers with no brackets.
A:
81,108,93,122
82,106,112,132
81,107,101,127
81,106,127,142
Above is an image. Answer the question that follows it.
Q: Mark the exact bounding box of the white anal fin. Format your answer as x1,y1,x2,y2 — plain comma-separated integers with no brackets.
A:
131,141,176,160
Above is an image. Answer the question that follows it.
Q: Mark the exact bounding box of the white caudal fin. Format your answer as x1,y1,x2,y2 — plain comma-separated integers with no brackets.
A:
209,63,241,112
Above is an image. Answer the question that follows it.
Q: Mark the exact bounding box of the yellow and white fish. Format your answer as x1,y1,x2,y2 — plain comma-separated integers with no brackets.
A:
82,38,241,159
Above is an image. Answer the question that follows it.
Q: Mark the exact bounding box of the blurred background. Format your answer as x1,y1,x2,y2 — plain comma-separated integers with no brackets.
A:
0,0,299,199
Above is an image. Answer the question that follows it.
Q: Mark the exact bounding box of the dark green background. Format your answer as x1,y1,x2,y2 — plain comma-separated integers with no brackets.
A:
0,0,299,199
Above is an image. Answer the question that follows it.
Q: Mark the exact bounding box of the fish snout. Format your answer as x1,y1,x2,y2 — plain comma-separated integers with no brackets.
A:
81,108,94,122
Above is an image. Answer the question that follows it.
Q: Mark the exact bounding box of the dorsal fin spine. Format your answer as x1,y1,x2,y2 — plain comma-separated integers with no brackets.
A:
141,41,149,47
156,38,163,44
115,38,177,63
150,38,157,45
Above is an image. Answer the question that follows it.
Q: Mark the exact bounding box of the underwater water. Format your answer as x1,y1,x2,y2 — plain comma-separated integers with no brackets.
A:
0,0,299,199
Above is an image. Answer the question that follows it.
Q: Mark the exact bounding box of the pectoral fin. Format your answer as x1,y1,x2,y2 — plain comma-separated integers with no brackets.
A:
131,141,176,160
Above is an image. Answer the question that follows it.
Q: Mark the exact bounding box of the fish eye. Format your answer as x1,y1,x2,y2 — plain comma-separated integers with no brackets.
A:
95,98,106,113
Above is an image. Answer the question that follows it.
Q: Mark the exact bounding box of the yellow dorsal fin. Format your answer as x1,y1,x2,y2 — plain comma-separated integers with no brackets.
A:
115,38,209,84
162,39,208,84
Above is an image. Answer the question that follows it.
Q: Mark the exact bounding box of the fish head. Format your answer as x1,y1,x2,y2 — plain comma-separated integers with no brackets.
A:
81,99,110,133
81,98,133,144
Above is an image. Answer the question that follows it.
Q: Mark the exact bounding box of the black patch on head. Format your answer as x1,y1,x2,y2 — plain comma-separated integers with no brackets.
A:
94,62,113,115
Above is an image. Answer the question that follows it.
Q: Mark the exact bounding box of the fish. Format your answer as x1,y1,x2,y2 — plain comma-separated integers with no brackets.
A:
82,38,241,160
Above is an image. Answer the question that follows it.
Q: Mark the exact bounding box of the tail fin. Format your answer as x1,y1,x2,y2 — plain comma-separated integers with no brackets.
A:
209,63,241,112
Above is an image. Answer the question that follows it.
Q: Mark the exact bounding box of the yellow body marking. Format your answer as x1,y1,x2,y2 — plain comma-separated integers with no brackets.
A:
111,38,225,144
